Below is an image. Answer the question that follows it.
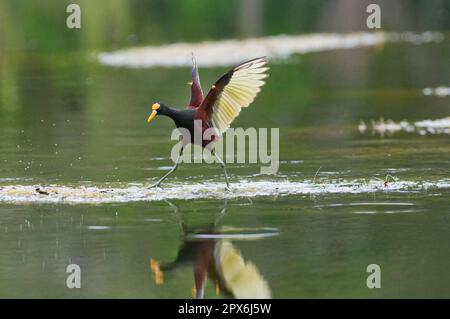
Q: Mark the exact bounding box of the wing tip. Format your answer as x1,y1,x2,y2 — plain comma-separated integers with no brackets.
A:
234,56,268,71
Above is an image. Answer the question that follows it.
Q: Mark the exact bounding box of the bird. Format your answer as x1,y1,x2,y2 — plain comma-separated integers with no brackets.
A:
147,55,269,189
149,200,271,299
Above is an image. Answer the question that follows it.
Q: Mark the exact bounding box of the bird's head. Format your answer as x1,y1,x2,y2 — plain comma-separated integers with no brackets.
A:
147,102,163,124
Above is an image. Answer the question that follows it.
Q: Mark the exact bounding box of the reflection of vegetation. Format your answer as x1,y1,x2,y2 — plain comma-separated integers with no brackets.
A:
0,56,20,115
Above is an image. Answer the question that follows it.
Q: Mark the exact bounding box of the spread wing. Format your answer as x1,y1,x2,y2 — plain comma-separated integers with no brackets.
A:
188,54,204,109
197,57,268,135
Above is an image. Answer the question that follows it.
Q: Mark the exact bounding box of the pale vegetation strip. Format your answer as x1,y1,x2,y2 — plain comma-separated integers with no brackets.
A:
98,31,443,68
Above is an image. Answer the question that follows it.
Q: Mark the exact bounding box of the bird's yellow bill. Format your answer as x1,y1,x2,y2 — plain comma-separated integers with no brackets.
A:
147,110,157,123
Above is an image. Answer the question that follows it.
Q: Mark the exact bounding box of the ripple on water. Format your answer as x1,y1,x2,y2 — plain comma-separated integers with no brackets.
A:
187,232,280,240
315,201,424,215
186,226,280,240
315,202,416,208
353,209,423,215
87,226,111,230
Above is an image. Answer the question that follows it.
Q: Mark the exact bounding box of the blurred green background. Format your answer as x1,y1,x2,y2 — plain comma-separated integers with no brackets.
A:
1,0,449,53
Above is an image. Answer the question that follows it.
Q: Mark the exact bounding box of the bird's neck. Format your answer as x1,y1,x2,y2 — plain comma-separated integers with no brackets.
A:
159,105,184,124
159,105,176,118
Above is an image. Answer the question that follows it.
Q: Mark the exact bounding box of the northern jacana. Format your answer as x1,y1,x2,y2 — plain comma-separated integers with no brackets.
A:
149,200,271,299
147,56,269,189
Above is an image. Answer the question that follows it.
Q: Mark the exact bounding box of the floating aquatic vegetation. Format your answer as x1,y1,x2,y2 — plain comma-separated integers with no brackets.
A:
98,31,443,68
359,117,450,136
423,86,450,97
0,179,449,204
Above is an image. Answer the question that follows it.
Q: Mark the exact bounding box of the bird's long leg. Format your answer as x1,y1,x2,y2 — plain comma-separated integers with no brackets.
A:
212,150,230,191
214,199,228,227
163,199,186,234
150,147,183,188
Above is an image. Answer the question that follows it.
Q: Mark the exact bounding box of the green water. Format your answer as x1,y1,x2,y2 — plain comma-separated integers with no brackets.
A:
1,1,450,297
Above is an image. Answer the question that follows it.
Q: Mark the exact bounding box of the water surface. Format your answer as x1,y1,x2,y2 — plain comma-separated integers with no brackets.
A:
1,32,450,297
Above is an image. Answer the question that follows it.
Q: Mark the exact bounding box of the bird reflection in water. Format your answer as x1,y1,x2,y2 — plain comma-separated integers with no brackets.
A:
149,200,273,299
